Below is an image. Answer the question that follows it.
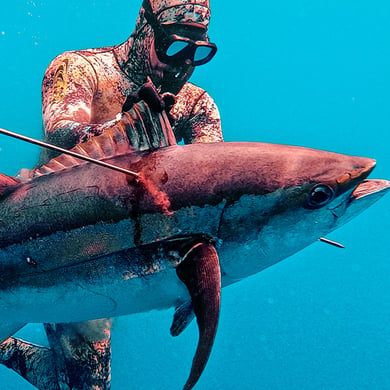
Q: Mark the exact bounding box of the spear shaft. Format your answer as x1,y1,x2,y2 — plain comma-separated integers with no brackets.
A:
0,127,139,178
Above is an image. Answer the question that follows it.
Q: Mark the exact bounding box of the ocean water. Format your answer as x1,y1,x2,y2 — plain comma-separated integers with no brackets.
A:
0,1,389,389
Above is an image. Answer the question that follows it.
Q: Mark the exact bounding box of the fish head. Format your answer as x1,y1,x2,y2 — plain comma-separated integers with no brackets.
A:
218,145,389,282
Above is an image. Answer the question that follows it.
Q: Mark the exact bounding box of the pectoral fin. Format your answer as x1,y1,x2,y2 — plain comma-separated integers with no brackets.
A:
176,242,221,390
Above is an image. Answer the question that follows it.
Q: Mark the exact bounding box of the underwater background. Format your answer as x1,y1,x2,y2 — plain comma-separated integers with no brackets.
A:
0,0,389,389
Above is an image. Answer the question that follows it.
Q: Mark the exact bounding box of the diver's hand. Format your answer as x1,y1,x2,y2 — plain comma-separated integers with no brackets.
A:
122,80,176,113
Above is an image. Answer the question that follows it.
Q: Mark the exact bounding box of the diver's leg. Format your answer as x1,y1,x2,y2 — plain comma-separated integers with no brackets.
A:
0,336,59,389
44,319,112,390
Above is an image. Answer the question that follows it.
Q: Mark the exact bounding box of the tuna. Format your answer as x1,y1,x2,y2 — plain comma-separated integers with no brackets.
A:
0,126,388,389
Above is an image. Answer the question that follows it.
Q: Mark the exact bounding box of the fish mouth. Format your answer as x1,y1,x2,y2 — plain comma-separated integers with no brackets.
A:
336,158,377,192
334,178,390,225
343,157,388,198
352,179,390,200
331,159,388,220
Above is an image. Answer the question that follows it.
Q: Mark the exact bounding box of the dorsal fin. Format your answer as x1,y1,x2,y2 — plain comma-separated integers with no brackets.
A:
0,173,21,197
34,125,134,177
34,100,176,177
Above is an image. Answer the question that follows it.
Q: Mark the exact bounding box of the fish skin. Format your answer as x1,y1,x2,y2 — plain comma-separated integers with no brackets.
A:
0,140,389,389
0,142,375,248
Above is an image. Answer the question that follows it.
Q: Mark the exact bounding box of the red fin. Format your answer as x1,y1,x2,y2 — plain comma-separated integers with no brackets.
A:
0,173,21,197
176,242,221,390
34,126,134,176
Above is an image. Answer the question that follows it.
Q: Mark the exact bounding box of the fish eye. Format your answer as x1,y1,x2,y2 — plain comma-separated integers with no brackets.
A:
307,184,334,208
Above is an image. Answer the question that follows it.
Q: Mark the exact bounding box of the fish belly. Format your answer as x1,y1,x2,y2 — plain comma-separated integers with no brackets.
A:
0,247,189,323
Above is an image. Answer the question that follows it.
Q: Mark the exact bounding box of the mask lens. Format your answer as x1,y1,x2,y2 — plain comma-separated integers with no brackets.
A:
194,45,214,62
157,34,217,66
166,40,191,57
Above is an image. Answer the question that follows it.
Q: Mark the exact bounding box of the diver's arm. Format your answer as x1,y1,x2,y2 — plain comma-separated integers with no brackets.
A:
171,83,223,144
42,53,101,146
39,53,127,164
187,90,223,144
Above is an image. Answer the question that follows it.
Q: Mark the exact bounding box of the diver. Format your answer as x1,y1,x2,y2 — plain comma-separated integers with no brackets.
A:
39,0,222,165
1,0,223,388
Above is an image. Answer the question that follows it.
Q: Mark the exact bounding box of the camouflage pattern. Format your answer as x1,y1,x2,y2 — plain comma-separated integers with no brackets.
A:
150,0,210,27
0,321,112,389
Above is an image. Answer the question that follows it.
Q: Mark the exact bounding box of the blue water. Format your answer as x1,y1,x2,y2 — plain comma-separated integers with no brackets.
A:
1,1,389,389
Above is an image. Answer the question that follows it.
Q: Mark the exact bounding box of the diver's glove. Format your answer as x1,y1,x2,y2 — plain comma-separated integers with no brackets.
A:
122,79,176,113
119,79,177,150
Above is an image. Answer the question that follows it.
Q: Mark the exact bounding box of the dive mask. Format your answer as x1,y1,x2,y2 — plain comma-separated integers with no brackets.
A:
143,0,217,66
